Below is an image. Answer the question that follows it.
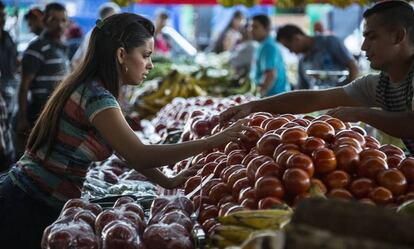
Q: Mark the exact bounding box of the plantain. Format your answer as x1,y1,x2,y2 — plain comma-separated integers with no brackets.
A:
218,209,292,230
213,225,253,244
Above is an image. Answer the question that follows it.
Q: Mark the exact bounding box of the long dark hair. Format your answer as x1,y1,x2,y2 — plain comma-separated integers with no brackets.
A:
213,10,243,53
27,13,154,157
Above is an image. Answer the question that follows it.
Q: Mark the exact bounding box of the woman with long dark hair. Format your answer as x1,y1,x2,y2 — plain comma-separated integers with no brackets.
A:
0,13,250,249
213,10,244,53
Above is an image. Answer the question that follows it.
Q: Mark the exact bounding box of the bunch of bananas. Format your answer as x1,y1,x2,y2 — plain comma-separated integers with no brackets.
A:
218,0,259,8
135,70,207,118
209,209,292,248
111,0,135,7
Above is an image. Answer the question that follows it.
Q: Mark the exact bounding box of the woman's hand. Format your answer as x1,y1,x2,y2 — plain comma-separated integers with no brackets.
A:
209,118,254,147
169,164,202,189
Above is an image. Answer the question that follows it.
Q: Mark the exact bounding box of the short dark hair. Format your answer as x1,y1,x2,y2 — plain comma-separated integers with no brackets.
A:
157,11,169,20
0,1,5,9
24,7,43,20
44,2,66,20
252,14,271,30
363,0,414,44
276,24,305,42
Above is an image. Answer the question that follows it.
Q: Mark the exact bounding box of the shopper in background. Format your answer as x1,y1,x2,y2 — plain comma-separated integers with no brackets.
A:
154,11,170,55
0,1,17,168
0,13,252,249
277,24,359,89
220,1,414,156
65,21,83,60
250,14,290,97
24,7,44,36
229,22,258,77
213,10,244,54
71,2,120,68
15,3,70,159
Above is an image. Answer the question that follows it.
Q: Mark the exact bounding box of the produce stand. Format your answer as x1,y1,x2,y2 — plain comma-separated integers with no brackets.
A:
35,1,414,249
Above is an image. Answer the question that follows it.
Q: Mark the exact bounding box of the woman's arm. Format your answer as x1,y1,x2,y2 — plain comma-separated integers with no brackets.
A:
92,108,250,171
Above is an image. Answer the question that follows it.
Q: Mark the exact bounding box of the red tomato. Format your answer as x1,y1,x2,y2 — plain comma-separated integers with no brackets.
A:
302,115,315,122
280,114,296,121
221,164,244,182
273,143,300,160
258,197,283,209
62,198,87,211
95,209,119,236
255,161,281,181
217,195,235,208
260,118,274,130
312,147,337,174
213,161,228,178
191,119,211,137
369,187,393,205
301,137,326,156
241,152,259,166
256,133,282,157
335,146,360,174
240,126,265,149
358,157,388,179
246,156,272,184
84,203,103,216
333,137,363,153
275,149,300,169
218,202,238,217
121,203,145,220
227,169,247,190
307,121,335,142
281,127,308,146
227,151,245,166
224,142,242,155
264,117,290,132
398,157,414,183
377,169,407,196
232,177,251,200
282,168,311,195
335,129,366,147
200,162,218,177
387,155,404,169
359,148,387,162
349,178,375,199
350,126,367,136
291,118,310,127
324,170,350,189
199,205,219,224
238,187,256,203
205,152,226,164
113,197,135,208
314,114,331,121
274,127,287,135
286,153,315,177
203,178,222,196
380,144,405,158
327,188,354,200
202,218,217,234
249,115,267,127
325,117,347,131
225,205,246,216
364,135,381,149
254,176,284,200
241,198,258,210
209,182,229,204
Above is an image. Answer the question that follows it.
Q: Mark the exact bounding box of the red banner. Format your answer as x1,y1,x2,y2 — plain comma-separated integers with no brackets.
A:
139,0,274,4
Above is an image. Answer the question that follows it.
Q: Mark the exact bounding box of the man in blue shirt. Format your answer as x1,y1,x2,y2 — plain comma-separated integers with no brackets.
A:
250,14,290,97
277,24,359,89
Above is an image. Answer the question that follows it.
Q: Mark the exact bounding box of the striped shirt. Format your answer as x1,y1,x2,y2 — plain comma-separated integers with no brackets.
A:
22,32,70,101
344,68,414,155
13,81,120,206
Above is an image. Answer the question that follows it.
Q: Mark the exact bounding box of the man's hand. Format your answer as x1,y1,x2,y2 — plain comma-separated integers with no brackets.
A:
219,102,254,125
327,106,366,123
